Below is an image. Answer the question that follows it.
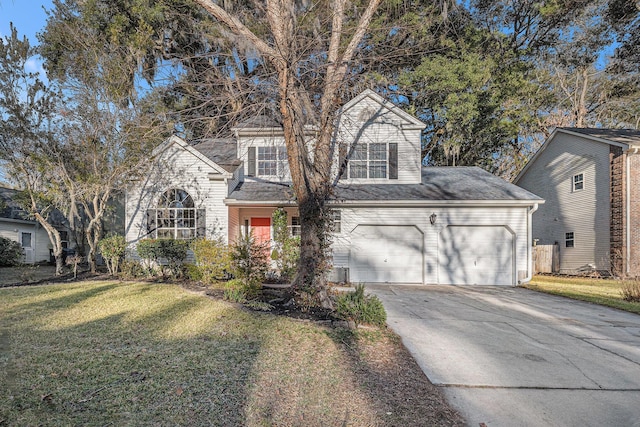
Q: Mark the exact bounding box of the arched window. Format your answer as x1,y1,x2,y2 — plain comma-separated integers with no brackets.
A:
155,189,197,239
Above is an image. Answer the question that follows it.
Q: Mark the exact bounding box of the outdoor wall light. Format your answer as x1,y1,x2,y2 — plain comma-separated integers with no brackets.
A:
429,213,437,225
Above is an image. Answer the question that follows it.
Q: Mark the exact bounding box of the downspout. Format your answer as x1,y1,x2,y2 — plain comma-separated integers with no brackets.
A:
626,148,638,275
521,203,539,284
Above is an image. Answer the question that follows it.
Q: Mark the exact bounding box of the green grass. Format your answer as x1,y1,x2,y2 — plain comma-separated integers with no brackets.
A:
524,275,640,315
0,280,462,426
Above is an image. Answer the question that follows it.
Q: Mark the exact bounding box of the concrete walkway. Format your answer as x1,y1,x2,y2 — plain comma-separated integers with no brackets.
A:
367,285,640,427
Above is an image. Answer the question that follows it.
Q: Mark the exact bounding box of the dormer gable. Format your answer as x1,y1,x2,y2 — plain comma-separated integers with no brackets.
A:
152,135,233,178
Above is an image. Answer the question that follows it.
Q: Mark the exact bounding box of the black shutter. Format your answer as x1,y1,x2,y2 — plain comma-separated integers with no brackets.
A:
146,209,156,237
248,147,256,176
196,209,206,238
338,143,347,180
389,143,398,180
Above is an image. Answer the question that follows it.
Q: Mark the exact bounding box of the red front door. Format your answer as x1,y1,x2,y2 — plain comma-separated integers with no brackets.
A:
251,218,271,250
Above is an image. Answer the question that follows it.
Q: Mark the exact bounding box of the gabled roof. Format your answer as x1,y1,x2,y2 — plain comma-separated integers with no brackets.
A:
225,167,542,206
152,135,233,177
514,127,640,183
191,138,241,173
338,89,426,130
0,186,29,220
560,127,640,146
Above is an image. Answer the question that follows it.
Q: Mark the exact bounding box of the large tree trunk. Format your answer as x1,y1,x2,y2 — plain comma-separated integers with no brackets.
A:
33,211,65,276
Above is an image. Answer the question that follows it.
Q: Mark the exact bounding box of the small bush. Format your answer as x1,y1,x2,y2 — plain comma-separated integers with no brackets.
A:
184,263,203,281
98,234,127,276
120,259,145,279
0,236,24,266
190,238,231,283
230,232,269,284
136,238,189,278
621,279,640,302
223,278,261,303
335,284,387,327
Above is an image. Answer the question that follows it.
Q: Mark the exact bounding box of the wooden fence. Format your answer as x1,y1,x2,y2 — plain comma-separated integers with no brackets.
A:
533,244,559,274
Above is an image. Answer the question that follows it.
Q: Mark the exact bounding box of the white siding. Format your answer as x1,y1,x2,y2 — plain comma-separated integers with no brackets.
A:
516,133,611,273
335,97,422,184
331,206,529,285
0,220,51,264
125,143,230,246
237,134,291,182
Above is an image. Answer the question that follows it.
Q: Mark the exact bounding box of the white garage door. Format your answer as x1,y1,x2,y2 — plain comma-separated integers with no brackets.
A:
438,225,514,285
349,225,423,283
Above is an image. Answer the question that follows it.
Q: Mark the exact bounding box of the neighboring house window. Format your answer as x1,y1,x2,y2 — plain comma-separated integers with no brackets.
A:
349,143,387,179
565,232,575,248
331,210,341,233
256,146,287,177
149,189,201,239
572,173,584,191
291,216,301,237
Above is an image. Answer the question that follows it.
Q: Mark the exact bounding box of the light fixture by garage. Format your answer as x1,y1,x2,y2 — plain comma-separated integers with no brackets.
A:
429,213,437,225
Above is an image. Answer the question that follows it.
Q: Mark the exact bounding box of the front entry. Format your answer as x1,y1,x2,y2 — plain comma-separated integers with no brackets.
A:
251,218,271,250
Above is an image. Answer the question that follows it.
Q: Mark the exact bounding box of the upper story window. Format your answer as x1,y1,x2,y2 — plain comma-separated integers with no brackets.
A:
330,210,341,233
248,146,288,178
155,189,196,239
348,143,396,179
572,173,584,192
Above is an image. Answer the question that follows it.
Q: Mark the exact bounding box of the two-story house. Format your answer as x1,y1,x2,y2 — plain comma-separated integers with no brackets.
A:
126,90,542,285
514,127,640,276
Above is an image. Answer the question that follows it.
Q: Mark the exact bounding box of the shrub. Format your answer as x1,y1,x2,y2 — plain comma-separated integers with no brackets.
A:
190,238,231,283
184,263,203,281
621,279,640,302
0,236,23,266
98,234,127,276
230,232,269,284
136,238,189,278
335,284,387,327
271,208,300,281
120,259,145,279
157,239,189,277
223,278,261,303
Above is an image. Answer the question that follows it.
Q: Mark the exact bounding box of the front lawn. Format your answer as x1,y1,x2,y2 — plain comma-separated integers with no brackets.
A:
524,275,640,315
0,280,463,426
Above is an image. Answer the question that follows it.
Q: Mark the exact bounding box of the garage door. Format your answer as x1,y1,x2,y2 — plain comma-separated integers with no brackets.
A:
438,225,514,285
349,225,423,283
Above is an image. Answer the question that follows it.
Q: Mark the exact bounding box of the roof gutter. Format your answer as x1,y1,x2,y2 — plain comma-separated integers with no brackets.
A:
520,202,539,285
223,199,545,207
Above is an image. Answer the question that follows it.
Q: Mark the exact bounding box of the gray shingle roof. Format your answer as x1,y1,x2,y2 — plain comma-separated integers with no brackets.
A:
226,167,542,204
233,115,282,129
560,128,640,146
191,139,241,172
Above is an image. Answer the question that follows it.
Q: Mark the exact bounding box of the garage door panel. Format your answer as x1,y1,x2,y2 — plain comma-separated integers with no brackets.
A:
349,225,423,283
439,226,514,285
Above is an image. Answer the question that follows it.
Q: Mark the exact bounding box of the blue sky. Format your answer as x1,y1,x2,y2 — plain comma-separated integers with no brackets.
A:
0,1,54,77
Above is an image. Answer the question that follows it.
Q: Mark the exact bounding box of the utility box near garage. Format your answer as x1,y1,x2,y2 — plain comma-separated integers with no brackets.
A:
329,267,349,284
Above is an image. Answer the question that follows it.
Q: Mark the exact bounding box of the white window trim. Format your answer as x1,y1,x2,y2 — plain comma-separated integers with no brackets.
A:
572,173,584,192
565,232,575,248
348,143,388,179
257,146,288,178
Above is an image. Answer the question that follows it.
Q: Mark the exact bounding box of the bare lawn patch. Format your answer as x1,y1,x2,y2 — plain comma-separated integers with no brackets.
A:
0,281,463,426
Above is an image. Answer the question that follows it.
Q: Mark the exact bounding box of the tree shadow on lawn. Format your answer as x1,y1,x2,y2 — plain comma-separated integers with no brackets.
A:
1,281,464,426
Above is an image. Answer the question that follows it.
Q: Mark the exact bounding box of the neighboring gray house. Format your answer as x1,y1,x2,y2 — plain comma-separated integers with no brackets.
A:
0,186,65,264
126,90,542,285
514,128,640,276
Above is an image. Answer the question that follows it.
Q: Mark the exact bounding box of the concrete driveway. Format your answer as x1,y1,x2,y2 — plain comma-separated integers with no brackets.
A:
367,285,640,427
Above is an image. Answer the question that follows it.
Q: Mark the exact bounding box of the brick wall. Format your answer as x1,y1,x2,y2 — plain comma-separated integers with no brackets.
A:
610,146,625,276
629,152,640,277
